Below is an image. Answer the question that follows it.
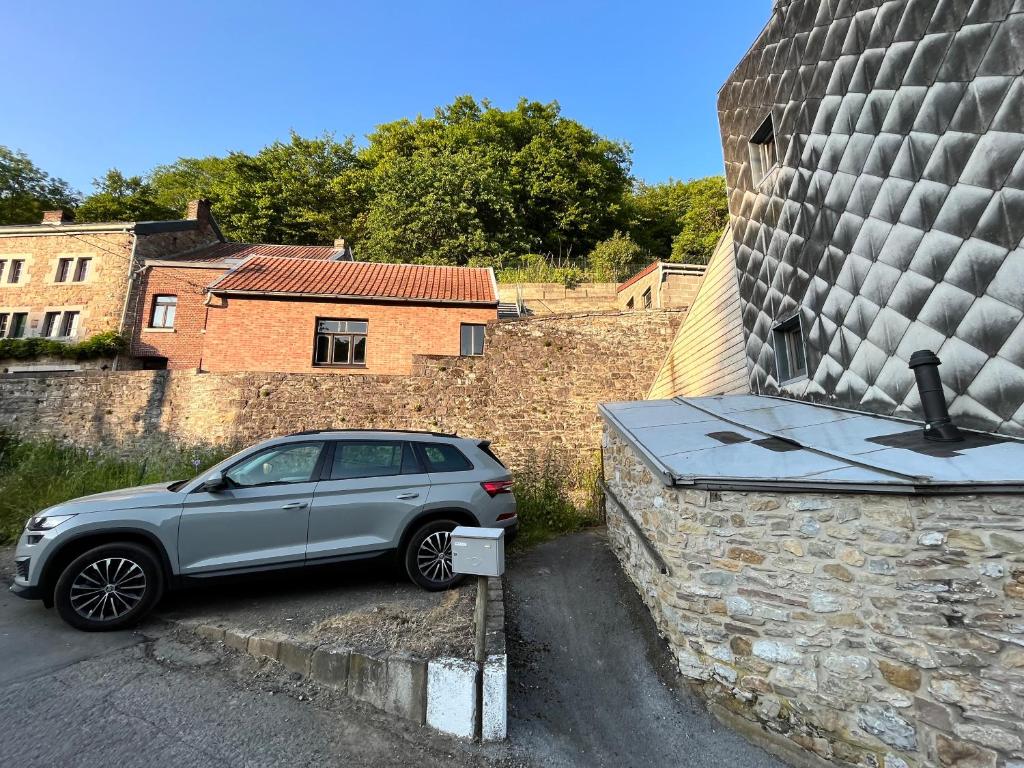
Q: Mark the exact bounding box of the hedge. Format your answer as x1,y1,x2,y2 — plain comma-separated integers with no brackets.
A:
0,331,127,361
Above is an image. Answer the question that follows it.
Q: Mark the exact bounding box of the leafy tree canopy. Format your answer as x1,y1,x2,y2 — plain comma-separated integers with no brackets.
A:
669,176,729,265
6,100,729,268
75,169,178,223
0,146,79,225
352,96,632,265
148,132,362,245
626,175,729,265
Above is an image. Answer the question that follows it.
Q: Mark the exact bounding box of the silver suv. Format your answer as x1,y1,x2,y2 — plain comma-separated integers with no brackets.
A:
10,430,517,631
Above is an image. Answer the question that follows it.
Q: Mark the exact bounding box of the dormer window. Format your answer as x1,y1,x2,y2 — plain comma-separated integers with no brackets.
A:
749,114,778,186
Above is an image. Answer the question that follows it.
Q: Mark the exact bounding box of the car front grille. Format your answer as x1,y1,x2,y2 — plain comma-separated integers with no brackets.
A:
14,558,29,580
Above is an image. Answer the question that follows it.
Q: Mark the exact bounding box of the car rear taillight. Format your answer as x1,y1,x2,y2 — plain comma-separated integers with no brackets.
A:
481,480,513,497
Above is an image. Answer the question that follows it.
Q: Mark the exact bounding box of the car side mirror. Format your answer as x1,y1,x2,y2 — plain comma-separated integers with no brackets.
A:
200,471,226,492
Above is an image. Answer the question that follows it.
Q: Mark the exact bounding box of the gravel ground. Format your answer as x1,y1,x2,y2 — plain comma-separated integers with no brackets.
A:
3,543,476,658
158,557,477,657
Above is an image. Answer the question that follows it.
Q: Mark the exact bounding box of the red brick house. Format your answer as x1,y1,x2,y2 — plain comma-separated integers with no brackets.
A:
129,241,351,370
132,250,499,374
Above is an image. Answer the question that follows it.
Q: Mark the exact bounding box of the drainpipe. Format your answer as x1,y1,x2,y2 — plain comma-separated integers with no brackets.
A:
908,350,964,443
114,231,142,372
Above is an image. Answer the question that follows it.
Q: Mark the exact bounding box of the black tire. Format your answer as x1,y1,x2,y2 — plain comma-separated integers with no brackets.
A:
404,519,465,592
54,543,163,631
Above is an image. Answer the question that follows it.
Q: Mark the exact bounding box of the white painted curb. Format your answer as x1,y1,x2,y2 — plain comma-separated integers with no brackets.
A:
482,653,508,742
426,657,479,738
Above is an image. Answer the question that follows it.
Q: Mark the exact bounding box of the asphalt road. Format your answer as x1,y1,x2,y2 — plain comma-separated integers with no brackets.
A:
505,528,784,768
0,557,513,768
1,530,785,768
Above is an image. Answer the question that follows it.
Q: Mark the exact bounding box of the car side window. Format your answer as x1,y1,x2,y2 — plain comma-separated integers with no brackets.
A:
224,442,324,488
330,441,422,480
419,443,473,473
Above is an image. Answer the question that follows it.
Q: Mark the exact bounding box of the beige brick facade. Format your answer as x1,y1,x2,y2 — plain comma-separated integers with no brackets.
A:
0,206,220,350
0,230,134,340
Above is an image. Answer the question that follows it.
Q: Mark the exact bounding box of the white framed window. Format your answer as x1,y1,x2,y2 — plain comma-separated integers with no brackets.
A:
59,311,79,338
73,257,91,282
749,114,778,186
460,324,485,356
151,295,177,328
41,310,79,339
5,312,27,338
55,258,73,283
7,259,24,284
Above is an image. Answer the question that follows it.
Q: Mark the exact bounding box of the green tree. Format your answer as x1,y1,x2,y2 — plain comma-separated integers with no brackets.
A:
670,176,729,264
626,175,729,264
588,231,643,282
0,146,79,225
151,132,362,245
626,179,691,258
353,96,632,265
76,169,179,223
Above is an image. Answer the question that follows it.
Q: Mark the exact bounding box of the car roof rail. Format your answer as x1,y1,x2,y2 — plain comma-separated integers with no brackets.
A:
287,428,458,438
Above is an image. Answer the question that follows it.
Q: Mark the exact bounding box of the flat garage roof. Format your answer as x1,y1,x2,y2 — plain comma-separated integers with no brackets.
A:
599,395,1024,494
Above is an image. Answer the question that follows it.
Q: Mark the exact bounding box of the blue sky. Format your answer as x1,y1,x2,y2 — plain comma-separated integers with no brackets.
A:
3,1,769,194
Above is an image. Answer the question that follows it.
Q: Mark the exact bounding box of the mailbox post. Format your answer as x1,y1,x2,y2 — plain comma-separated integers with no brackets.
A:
451,527,506,664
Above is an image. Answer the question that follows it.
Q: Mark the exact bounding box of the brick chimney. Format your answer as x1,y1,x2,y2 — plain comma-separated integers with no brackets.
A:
185,199,212,225
42,209,74,225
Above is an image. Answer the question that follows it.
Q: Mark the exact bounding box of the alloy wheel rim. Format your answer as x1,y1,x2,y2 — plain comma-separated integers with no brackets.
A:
417,531,453,583
69,557,147,621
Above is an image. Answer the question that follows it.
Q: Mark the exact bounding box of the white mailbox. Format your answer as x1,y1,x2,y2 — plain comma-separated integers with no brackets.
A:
451,526,505,577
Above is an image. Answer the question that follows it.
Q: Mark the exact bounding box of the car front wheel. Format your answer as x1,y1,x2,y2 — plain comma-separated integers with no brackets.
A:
54,543,163,631
404,520,465,591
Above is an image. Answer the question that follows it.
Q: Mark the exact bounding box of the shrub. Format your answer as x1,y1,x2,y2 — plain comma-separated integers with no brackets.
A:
0,331,127,362
0,434,232,544
588,230,643,282
511,449,604,548
496,253,588,287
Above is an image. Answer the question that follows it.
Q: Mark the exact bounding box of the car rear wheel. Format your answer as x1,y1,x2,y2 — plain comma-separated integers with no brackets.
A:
404,519,465,591
54,543,163,631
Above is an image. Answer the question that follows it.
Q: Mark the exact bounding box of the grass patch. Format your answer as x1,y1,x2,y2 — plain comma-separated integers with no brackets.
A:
0,434,231,545
0,435,605,552
510,450,604,549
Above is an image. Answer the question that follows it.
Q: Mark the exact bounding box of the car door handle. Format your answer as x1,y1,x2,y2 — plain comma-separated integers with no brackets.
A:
396,492,420,500
282,502,308,510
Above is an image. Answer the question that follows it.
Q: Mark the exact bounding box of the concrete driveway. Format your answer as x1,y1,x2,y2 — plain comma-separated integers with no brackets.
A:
505,528,784,768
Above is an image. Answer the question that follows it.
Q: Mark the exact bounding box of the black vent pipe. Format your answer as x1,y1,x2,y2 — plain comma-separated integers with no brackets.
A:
908,350,964,443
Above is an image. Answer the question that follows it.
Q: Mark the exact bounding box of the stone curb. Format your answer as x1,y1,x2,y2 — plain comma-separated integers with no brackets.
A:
168,578,508,743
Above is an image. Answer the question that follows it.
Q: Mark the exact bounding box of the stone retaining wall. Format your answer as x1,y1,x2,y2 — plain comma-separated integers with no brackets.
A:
175,574,508,741
0,311,683,475
602,425,1024,768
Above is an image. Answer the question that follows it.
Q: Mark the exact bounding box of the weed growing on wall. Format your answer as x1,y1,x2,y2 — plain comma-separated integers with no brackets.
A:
0,434,232,544
511,449,604,548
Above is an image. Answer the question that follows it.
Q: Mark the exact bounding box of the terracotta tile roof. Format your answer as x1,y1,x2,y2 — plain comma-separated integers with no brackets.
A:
208,256,498,304
163,242,344,264
617,261,661,292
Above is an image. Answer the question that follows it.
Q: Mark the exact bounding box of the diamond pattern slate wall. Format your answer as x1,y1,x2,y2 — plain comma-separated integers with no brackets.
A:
718,0,1024,436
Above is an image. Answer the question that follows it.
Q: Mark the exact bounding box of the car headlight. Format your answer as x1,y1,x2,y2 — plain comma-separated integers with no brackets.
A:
26,514,76,531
